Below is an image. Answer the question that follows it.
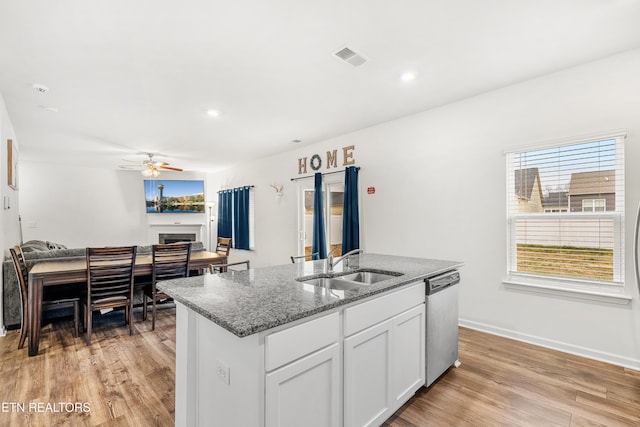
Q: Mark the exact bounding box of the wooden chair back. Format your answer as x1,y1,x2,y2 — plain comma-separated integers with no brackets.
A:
86,246,137,304
142,242,191,331
152,242,191,283
209,260,250,274
215,237,232,257
85,246,137,344
12,245,80,349
9,246,29,338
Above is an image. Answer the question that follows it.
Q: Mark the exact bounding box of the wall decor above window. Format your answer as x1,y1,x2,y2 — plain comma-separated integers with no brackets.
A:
297,145,355,175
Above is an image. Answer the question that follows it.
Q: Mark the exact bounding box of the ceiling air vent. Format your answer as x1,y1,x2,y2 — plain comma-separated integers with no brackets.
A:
32,83,50,93
333,46,367,67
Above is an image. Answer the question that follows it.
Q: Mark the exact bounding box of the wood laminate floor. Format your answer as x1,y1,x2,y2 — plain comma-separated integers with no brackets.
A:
0,308,639,426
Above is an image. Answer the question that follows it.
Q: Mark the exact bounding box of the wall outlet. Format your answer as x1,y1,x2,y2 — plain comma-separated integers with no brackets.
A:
216,361,230,385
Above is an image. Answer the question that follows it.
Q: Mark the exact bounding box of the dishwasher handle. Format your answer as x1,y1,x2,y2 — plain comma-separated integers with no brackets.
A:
425,270,460,294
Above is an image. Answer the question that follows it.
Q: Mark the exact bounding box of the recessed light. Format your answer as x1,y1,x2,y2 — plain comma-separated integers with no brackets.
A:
207,109,220,117
33,83,50,93
292,139,302,144
400,71,416,82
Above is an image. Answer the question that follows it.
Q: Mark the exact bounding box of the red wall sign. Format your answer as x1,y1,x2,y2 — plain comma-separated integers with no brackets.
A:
367,187,376,194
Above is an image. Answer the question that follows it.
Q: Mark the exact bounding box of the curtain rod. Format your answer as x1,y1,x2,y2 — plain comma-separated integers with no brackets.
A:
290,167,360,182
218,185,255,192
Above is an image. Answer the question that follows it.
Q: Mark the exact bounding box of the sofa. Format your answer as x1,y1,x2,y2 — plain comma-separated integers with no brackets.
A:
2,240,205,328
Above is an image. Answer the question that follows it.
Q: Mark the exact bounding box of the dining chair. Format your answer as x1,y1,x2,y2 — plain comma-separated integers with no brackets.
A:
85,246,137,345
10,246,80,350
209,260,250,274
290,253,319,263
143,242,191,331
215,237,232,257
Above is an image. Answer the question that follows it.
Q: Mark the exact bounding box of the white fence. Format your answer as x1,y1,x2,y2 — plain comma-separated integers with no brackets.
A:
513,216,615,249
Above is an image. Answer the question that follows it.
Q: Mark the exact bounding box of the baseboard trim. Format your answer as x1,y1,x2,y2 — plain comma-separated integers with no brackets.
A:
0,325,6,337
459,318,640,371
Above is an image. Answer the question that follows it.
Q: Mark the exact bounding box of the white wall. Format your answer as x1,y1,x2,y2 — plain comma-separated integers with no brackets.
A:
206,156,299,267
1,94,20,250
18,163,208,249
0,92,20,335
208,48,640,369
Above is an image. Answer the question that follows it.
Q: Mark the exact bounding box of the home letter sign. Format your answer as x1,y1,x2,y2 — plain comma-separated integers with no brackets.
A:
297,145,356,175
298,157,308,174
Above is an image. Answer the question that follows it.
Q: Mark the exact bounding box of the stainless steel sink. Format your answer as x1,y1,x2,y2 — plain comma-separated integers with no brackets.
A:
302,277,365,291
340,271,399,284
297,269,402,290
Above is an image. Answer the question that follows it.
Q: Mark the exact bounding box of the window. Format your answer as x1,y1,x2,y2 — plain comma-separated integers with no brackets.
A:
506,132,625,292
582,199,606,212
217,186,255,250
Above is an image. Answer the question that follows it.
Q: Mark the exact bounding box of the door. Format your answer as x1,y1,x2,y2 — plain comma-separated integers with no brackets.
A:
265,343,341,427
297,174,344,258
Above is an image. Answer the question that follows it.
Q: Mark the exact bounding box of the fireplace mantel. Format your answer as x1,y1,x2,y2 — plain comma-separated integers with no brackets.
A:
148,223,205,244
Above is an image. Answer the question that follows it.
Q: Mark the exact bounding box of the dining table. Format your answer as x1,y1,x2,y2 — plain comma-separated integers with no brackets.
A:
27,250,227,356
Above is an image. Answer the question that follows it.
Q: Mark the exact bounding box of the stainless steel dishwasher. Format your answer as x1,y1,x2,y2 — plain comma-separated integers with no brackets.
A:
424,270,461,387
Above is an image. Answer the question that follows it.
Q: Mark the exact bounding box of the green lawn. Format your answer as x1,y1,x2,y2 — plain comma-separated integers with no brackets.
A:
516,244,613,281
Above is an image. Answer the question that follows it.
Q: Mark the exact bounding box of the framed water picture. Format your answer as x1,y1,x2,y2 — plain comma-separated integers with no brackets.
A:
143,179,205,213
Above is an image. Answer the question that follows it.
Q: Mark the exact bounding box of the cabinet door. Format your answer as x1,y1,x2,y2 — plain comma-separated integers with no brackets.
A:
392,304,425,409
344,320,392,427
265,343,340,427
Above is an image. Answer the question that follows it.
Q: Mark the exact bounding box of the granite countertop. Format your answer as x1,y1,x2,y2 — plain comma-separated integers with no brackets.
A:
157,253,462,337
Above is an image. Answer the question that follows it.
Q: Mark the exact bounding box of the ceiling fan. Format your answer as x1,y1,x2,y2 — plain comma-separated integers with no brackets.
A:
118,153,183,177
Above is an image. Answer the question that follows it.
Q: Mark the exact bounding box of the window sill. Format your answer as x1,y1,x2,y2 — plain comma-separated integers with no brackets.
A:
502,277,632,305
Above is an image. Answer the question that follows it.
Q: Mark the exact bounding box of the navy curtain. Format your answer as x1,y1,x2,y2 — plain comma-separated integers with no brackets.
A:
217,190,233,239
311,173,327,259
342,166,360,254
233,186,250,250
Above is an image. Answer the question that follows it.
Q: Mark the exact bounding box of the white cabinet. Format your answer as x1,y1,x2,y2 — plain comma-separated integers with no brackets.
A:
392,304,425,407
266,343,341,427
343,282,426,427
265,312,340,371
176,281,426,427
265,312,341,427
344,319,393,427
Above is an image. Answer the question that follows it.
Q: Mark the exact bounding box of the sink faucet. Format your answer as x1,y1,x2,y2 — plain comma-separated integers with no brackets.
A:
327,249,363,273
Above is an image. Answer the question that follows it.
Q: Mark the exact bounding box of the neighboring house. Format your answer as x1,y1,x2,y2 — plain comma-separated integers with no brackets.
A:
568,170,615,212
514,167,543,213
543,191,569,212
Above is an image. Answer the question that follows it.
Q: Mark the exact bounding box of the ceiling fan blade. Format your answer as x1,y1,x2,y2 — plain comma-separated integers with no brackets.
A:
118,164,144,170
121,158,143,164
159,165,183,171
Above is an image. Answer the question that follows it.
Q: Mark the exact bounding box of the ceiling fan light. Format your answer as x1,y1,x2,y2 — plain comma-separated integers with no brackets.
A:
151,168,160,177
141,168,153,177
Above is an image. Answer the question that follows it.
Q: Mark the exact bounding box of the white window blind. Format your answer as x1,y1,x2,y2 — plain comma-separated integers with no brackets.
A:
506,134,625,286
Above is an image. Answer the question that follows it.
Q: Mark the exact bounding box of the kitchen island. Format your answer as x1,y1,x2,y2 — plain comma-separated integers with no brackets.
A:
158,253,462,427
